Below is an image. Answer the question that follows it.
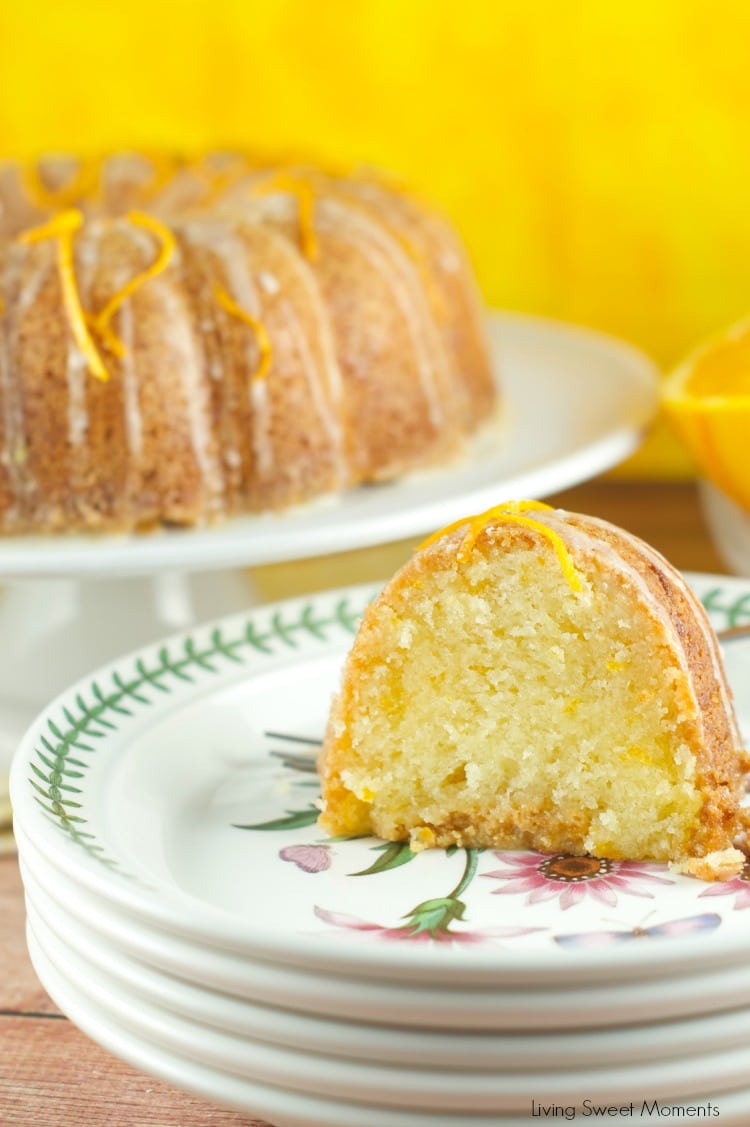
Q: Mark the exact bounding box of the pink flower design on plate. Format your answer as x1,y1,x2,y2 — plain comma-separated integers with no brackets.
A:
279,844,331,873
313,906,543,945
483,851,674,910
698,861,750,910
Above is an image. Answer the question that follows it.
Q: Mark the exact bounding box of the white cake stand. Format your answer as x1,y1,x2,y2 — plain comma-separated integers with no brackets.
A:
0,313,658,770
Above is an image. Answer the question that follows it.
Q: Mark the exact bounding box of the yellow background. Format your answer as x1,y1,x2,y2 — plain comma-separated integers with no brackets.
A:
2,0,749,476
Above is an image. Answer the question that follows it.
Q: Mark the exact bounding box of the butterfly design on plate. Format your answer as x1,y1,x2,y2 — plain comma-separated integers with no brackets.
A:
553,912,721,948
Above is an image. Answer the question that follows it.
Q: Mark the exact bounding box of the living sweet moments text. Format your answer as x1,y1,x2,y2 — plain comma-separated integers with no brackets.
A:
530,1101,721,1120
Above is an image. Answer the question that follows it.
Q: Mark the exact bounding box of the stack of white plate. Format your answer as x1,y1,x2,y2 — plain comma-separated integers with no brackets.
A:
11,577,750,1127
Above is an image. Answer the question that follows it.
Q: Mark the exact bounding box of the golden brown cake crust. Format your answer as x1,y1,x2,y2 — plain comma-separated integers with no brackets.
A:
318,507,749,874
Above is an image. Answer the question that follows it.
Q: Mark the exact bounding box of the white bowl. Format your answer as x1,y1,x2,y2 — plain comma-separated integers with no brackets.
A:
699,479,750,576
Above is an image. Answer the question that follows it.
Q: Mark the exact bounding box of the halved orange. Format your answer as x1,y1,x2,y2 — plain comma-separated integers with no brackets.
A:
662,318,750,513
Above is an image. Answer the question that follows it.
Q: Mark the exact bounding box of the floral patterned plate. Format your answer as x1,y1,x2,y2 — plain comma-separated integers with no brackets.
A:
21,847,750,1050
22,826,750,1032
11,574,750,988
24,852,750,1064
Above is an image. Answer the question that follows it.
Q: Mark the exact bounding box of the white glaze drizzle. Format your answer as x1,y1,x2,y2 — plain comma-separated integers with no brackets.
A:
65,349,89,448
15,250,48,313
114,219,224,511
0,250,29,522
117,301,142,459
626,534,742,745
0,245,49,522
65,228,95,450
256,221,344,404
277,294,346,483
258,270,280,295
201,224,274,479
251,222,347,488
156,282,223,508
319,197,450,431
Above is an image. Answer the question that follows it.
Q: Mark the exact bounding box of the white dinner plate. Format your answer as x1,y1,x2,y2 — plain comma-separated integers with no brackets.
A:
11,574,750,989
25,922,750,1127
22,846,750,1071
0,313,658,579
18,814,750,1034
26,899,750,1115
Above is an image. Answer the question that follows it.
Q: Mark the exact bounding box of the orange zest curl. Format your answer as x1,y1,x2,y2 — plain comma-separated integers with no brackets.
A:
419,501,583,593
90,211,176,355
251,172,318,260
213,283,273,381
86,313,126,360
19,210,110,382
17,210,176,381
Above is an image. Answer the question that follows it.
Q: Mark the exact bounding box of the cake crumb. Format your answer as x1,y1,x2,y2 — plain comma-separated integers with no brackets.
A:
409,826,436,851
670,847,745,882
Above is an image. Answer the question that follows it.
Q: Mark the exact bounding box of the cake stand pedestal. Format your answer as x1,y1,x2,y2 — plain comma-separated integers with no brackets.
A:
0,570,262,768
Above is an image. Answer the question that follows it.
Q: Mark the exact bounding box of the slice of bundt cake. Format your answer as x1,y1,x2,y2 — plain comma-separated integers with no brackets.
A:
318,502,749,877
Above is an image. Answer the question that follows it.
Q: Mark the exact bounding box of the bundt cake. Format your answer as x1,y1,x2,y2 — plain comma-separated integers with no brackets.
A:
0,153,496,532
318,501,750,878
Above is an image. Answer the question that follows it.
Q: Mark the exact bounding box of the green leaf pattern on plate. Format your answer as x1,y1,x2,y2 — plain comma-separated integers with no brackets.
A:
234,805,320,832
701,588,750,629
27,597,364,870
349,840,417,876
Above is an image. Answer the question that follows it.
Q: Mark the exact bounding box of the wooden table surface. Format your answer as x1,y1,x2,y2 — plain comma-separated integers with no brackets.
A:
0,479,729,1126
